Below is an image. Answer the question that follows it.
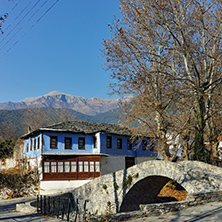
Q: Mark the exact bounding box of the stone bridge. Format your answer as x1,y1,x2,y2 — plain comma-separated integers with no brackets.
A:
71,160,222,215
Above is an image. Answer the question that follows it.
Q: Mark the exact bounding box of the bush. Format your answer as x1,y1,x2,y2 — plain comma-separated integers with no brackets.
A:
0,169,39,198
0,138,16,159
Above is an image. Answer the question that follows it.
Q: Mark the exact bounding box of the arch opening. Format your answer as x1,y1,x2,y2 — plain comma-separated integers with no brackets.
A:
158,179,187,202
120,176,187,212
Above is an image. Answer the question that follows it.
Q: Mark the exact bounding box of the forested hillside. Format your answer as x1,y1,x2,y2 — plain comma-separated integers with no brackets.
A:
0,107,121,138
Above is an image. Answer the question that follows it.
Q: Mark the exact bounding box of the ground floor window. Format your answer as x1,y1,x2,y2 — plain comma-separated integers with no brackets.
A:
95,161,100,172
44,162,49,173
64,162,70,172
42,155,101,181
51,162,56,172
71,162,76,172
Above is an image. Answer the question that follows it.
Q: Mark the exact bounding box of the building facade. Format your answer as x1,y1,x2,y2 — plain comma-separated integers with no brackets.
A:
21,120,157,193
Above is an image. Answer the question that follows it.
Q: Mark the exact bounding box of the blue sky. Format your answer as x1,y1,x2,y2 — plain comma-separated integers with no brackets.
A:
0,0,121,103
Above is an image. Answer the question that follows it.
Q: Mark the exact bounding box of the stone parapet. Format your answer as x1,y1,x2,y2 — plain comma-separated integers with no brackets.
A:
86,191,222,221
187,191,222,205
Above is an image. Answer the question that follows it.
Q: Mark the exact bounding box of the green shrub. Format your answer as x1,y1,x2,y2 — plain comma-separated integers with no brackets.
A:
0,138,16,159
113,182,119,190
102,184,107,190
123,175,133,189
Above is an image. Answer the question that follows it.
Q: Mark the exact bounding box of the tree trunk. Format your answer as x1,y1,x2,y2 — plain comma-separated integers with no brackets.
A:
192,95,209,162
155,110,178,161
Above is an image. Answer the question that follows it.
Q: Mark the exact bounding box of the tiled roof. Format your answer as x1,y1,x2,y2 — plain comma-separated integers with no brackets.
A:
21,120,132,138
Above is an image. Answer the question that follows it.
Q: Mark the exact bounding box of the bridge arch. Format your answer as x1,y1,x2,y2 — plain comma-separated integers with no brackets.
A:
120,175,183,212
72,160,222,215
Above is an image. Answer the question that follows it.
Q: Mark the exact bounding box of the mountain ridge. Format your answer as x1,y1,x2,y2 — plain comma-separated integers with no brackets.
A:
0,91,129,116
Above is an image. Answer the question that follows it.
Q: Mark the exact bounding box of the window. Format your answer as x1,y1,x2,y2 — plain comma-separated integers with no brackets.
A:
149,139,155,151
58,162,63,172
34,138,36,150
84,161,89,172
95,161,100,172
78,138,85,149
51,162,56,172
42,158,101,181
64,162,70,172
127,138,132,150
30,139,32,151
117,138,122,149
78,161,83,172
142,140,147,151
37,137,40,149
71,162,77,172
26,143,29,152
65,137,72,149
44,162,49,173
50,136,58,149
90,161,94,172
93,136,97,149
106,136,112,148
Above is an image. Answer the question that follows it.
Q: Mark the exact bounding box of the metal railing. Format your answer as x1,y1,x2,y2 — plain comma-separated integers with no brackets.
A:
37,194,78,221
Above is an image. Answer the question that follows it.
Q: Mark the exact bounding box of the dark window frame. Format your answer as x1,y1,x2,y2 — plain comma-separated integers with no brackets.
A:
117,138,122,149
30,139,32,151
37,137,40,149
106,136,112,149
64,137,72,149
127,138,132,150
93,136,97,149
149,139,155,151
142,140,147,151
50,136,58,149
78,137,85,150
34,138,36,150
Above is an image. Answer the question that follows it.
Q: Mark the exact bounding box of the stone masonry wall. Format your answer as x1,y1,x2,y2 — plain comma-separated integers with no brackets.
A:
71,160,222,216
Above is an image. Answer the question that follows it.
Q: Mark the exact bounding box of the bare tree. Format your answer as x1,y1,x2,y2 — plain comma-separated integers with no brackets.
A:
104,0,222,162
24,107,75,133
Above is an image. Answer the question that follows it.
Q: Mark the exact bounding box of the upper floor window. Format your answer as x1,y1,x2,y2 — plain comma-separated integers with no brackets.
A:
26,143,29,152
34,138,36,150
142,140,147,151
117,138,122,149
107,136,112,149
149,139,155,151
30,139,32,151
65,137,72,149
50,136,58,149
78,137,85,149
127,138,132,150
93,136,97,149
37,137,40,149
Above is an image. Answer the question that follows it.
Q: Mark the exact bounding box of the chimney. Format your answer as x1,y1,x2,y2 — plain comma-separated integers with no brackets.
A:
28,126,31,133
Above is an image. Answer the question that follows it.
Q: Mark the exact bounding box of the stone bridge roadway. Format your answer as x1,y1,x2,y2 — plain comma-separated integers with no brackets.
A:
71,160,222,215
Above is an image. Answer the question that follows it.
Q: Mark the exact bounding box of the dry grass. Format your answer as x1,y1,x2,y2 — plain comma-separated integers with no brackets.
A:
158,182,188,201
